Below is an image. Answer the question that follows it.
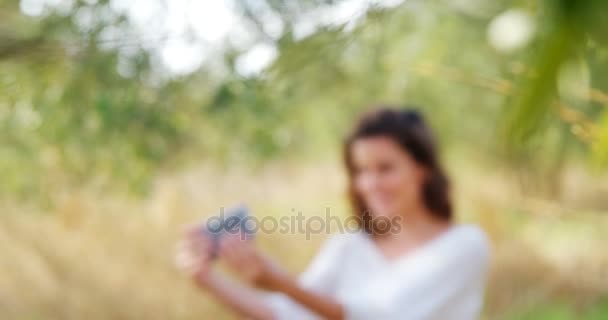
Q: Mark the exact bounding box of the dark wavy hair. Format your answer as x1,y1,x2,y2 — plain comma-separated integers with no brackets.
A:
343,107,452,234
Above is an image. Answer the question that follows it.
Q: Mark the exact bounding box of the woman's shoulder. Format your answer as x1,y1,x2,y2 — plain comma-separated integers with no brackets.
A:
451,223,490,243
447,223,491,260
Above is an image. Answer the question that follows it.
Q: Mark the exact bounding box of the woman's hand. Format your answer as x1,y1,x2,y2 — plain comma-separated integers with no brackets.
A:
175,227,215,286
219,233,286,291
177,230,344,320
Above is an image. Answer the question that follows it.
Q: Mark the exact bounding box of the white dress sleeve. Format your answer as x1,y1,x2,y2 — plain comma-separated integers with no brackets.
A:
261,234,350,320
343,225,491,320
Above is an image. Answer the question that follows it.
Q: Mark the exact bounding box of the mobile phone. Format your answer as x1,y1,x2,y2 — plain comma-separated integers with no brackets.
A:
201,204,254,258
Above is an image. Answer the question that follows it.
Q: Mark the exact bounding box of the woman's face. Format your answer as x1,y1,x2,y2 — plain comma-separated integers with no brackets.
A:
351,135,426,219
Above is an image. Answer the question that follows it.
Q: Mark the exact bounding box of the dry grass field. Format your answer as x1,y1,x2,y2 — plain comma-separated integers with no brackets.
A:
1,159,608,319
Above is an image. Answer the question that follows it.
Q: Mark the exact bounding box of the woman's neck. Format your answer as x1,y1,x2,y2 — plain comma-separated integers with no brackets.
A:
374,208,451,248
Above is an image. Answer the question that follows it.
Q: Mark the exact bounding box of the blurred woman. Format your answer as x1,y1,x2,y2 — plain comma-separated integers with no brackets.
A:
176,107,490,320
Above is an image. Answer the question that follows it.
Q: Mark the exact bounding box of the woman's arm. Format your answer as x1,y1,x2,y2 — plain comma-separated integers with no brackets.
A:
176,230,275,320
219,234,346,320
267,269,345,320
178,230,346,319
194,269,275,320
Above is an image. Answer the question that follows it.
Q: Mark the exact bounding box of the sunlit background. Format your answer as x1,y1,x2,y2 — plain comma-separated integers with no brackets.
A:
1,0,608,319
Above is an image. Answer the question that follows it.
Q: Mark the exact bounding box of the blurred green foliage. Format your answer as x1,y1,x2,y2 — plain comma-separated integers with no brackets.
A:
1,0,608,199
506,300,608,320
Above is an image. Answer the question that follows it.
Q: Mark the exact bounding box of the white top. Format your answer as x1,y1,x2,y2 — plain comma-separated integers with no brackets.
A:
263,224,491,320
